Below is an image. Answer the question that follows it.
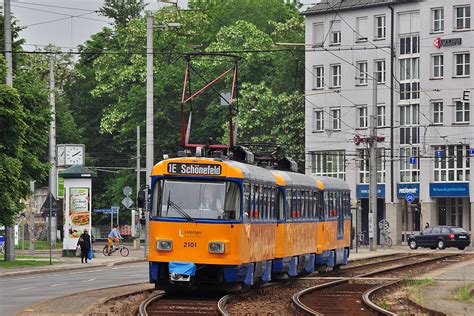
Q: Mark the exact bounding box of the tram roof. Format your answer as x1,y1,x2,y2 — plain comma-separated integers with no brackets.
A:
313,175,350,191
271,170,318,188
226,161,277,184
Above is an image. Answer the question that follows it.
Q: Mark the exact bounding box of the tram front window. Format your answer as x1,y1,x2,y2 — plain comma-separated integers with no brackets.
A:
152,180,241,220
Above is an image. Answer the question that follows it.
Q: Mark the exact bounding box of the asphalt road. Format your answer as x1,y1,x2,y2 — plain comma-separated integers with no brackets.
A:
0,262,148,315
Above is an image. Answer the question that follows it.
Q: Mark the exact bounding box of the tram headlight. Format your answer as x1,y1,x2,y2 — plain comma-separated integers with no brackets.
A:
208,241,225,254
157,239,173,251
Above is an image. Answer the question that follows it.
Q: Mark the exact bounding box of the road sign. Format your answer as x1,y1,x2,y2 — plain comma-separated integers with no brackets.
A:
468,148,474,156
122,196,134,209
41,193,61,217
405,193,415,204
111,206,119,214
435,150,444,158
93,208,111,214
409,157,417,164
123,186,132,196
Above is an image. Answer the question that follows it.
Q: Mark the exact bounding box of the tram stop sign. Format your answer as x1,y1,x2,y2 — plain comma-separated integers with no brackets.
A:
405,193,415,204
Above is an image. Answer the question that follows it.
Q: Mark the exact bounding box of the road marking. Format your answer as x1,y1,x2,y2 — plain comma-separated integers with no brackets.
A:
130,273,146,277
50,283,68,287
82,278,96,282
17,287,36,291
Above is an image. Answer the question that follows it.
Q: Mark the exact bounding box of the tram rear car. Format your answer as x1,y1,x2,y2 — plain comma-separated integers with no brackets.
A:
147,157,351,291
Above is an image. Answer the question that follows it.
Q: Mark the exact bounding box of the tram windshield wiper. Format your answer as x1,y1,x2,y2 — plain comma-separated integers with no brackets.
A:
166,193,194,222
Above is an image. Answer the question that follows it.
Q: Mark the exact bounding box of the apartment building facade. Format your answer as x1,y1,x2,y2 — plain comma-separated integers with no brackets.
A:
304,0,473,243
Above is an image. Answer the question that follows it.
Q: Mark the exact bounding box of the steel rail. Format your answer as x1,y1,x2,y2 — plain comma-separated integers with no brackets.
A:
217,294,233,316
138,292,166,316
292,254,457,315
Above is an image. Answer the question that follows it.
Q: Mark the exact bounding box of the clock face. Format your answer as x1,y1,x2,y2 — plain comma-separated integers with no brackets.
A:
65,145,84,165
57,145,66,166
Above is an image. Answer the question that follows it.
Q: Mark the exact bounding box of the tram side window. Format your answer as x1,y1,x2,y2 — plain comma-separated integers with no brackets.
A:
344,192,350,216
243,183,250,219
314,192,324,219
291,189,298,219
286,189,292,220
263,186,268,220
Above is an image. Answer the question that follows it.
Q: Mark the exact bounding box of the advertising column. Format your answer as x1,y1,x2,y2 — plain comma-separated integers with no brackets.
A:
59,165,96,256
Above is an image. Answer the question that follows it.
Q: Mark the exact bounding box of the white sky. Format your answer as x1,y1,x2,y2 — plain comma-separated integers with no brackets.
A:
6,0,315,51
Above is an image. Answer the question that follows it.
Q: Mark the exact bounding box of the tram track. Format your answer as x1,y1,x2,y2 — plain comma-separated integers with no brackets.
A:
139,292,223,316
292,253,460,315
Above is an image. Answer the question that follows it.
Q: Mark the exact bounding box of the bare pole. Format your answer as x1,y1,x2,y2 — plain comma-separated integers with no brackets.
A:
4,0,16,262
49,55,57,247
29,181,35,255
369,71,378,251
145,15,153,259
146,15,154,188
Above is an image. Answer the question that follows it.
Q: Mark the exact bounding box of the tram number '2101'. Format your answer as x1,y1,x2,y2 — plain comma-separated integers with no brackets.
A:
184,242,197,248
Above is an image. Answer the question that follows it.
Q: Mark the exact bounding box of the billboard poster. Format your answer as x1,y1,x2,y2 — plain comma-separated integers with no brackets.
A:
68,187,90,238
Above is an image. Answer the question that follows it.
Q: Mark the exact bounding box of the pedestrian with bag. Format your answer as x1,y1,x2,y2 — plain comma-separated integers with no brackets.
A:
77,229,92,263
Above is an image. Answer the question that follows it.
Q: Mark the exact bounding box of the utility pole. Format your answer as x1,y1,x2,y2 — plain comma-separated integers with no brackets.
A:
134,126,141,250
4,0,16,262
146,15,154,188
29,181,35,255
136,126,141,205
369,71,378,251
49,55,57,246
145,15,153,259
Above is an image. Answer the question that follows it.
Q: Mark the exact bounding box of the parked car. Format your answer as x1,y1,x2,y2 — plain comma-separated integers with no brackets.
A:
408,226,471,250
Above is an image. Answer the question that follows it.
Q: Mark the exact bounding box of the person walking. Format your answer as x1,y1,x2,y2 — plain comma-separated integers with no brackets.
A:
77,229,92,263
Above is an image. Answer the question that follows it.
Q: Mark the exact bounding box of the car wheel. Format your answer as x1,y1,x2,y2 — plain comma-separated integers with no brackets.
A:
437,240,445,250
457,247,465,250
409,240,418,249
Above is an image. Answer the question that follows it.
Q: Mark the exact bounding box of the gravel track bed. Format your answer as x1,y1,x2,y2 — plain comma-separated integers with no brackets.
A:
227,279,329,314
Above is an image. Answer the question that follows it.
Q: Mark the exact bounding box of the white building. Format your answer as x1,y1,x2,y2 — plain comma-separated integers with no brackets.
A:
304,0,473,244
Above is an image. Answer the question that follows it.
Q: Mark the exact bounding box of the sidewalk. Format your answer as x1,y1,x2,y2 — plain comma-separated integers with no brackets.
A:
0,247,147,278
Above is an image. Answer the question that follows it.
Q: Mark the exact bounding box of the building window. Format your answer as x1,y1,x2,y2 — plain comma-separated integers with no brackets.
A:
311,151,346,180
400,104,419,145
455,5,471,30
313,22,324,46
330,21,341,45
377,105,386,127
331,108,341,130
454,100,470,123
434,145,470,182
400,36,419,55
432,101,443,124
431,54,444,79
375,15,386,39
400,147,420,183
358,149,385,183
375,60,386,83
356,61,368,85
330,64,341,87
454,53,470,77
399,11,420,35
313,65,324,89
313,109,324,131
356,16,368,42
358,106,368,128
431,8,444,32
399,56,419,100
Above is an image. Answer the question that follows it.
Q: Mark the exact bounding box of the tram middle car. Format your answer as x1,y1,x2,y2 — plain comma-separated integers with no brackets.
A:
148,157,351,291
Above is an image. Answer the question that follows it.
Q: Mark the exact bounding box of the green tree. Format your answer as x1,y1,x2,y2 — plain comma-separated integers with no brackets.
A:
0,80,27,226
100,0,146,26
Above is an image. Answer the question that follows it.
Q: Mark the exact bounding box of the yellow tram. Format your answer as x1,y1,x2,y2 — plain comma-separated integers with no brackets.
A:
147,156,351,291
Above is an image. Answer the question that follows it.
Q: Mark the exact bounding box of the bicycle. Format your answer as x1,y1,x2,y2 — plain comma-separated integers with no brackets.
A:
103,243,129,257
357,231,368,247
380,229,393,248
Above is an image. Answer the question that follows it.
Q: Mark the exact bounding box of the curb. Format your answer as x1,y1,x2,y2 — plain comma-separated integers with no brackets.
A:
0,258,147,278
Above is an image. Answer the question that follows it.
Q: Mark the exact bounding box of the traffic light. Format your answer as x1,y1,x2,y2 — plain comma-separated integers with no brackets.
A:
137,190,146,209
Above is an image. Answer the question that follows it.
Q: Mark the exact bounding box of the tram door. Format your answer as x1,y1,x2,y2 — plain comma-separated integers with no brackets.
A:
337,192,344,238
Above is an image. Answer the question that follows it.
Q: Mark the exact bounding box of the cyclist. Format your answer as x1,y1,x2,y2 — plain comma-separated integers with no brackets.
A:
107,225,123,254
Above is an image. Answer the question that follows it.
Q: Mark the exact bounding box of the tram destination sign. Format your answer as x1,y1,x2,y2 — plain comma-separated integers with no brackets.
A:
167,163,222,176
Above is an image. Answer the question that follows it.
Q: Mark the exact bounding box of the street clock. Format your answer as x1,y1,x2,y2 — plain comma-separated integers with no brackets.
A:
57,144,85,166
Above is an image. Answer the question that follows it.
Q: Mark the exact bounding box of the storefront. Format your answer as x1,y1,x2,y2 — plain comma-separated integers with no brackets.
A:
397,183,420,242
356,184,385,243
430,183,470,230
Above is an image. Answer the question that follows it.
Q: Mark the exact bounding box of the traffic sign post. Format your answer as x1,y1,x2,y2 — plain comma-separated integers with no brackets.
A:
405,193,415,204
